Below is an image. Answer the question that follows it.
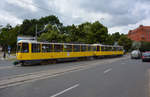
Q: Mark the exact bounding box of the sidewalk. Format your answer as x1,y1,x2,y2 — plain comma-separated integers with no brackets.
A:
0,52,16,61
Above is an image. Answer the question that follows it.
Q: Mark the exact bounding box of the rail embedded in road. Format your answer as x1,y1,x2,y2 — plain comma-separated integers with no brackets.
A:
0,56,128,89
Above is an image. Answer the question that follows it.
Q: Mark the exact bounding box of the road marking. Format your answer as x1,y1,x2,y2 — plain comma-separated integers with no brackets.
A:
50,84,79,97
104,68,112,74
0,56,128,89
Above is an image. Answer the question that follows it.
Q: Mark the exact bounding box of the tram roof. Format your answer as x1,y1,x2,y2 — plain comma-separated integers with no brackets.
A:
17,40,123,47
92,44,123,47
17,40,91,45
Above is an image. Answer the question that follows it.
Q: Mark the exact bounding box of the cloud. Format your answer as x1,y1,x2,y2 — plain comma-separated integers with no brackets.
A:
109,18,150,34
47,0,112,25
0,10,22,26
6,0,37,12
1,0,150,34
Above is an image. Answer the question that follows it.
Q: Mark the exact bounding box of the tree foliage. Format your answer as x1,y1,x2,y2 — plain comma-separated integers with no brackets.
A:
38,21,109,44
139,41,150,52
0,15,134,52
38,24,63,42
118,35,132,52
19,15,62,36
0,24,19,51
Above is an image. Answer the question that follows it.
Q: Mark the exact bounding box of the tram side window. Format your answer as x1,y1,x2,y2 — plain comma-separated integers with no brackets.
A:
42,44,52,52
104,47,108,51
88,45,91,51
54,44,63,52
121,47,123,51
119,47,123,51
106,47,109,51
109,47,112,51
105,47,112,51
113,47,117,51
81,45,87,52
115,47,118,51
73,45,80,52
116,47,119,51
22,43,29,53
112,47,115,51
64,45,72,52
92,46,97,51
32,44,41,53
101,46,105,51
118,47,120,51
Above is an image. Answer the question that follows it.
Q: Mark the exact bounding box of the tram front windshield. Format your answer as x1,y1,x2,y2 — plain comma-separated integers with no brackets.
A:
17,43,29,53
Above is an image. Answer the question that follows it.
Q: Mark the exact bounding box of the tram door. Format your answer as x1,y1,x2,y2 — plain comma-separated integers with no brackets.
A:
31,43,41,60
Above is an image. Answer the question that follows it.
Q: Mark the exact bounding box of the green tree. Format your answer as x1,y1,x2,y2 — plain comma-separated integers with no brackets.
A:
76,21,108,44
19,15,63,36
105,34,114,45
109,32,122,45
111,32,121,42
19,19,38,36
63,24,80,42
90,21,108,44
131,41,141,50
75,22,91,43
0,24,18,51
139,41,150,52
118,35,132,52
38,24,62,42
38,30,60,42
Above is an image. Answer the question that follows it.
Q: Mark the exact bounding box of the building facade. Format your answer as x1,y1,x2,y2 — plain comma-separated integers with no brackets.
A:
128,25,150,42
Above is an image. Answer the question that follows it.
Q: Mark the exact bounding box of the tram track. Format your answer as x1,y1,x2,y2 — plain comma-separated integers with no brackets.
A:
0,56,128,89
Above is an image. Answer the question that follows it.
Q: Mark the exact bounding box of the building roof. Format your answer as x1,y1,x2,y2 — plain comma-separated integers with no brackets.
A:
128,25,150,42
129,25,150,34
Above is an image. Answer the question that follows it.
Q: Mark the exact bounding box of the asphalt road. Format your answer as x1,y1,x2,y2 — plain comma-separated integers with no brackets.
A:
0,56,150,97
0,56,127,80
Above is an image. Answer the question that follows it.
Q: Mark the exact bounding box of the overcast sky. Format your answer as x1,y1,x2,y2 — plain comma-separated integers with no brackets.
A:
1,0,150,34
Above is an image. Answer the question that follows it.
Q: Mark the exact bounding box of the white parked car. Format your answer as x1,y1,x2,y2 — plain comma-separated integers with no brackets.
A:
131,50,141,59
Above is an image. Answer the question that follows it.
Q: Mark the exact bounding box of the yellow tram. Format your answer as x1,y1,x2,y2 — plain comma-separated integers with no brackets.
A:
16,40,124,65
